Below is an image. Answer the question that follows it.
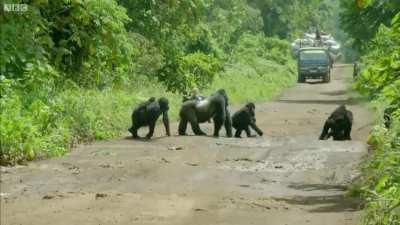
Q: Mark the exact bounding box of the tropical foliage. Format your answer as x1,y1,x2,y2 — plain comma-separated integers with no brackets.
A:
342,0,400,223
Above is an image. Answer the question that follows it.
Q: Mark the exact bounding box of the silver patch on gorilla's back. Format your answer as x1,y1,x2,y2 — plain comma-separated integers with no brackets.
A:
196,100,210,112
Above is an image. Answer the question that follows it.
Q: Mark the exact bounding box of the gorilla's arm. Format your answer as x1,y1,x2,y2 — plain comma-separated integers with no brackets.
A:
343,111,353,140
319,119,332,140
249,119,263,136
163,111,170,136
343,125,352,140
146,121,156,139
213,98,230,137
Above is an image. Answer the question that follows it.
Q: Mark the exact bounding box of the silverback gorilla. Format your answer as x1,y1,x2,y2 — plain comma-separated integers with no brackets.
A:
232,103,263,138
128,97,170,139
319,105,353,141
178,89,233,137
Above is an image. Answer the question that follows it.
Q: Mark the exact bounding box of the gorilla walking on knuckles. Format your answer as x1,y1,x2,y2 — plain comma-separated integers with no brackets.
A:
178,89,233,137
232,103,263,138
128,97,170,139
319,105,353,141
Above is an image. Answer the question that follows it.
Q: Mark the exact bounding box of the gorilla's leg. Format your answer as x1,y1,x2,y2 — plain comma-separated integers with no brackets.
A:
245,126,252,137
344,110,353,140
344,124,352,140
235,128,243,138
185,112,206,135
224,110,233,137
178,119,188,135
129,117,142,138
190,118,206,135
130,110,144,138
146,121,156,139
128,125,140,138
332,132,345,140
326,131,333,139
213,116,224,137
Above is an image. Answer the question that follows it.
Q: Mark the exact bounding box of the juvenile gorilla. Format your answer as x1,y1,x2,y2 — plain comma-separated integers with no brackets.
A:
128,97,170,139
232,103,263,138
319,105,353,141
182,88,206,103
178,89,233,137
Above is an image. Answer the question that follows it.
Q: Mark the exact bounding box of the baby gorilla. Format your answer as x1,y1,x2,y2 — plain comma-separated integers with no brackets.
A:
128,97,170,139
182,88,207,103
232,103,263,138
319,105,353,141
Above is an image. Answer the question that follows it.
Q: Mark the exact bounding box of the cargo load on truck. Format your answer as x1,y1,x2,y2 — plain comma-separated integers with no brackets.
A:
291,29,341,61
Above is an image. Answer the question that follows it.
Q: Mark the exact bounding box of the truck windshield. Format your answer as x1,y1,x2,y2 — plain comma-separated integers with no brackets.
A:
300,50,328,61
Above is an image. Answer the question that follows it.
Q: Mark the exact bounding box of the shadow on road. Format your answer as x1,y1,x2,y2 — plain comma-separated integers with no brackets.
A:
288,183,347,191
277,98,363,105
304,80,325,85
274,182,362,213
320,90,348,96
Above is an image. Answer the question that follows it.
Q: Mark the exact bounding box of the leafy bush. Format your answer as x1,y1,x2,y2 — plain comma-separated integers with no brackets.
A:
353,13,400,225
233,34,292,65
157,52,221,93
361,113,400,225
1,0,136,89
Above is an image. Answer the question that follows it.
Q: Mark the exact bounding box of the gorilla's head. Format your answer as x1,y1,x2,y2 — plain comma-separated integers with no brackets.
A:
246,102,255,117
158,97,169,112
246,102,255,110
216,89,229,107
148,97,156,102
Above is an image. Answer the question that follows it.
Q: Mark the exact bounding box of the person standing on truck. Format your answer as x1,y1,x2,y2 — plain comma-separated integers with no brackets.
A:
314,29,323,47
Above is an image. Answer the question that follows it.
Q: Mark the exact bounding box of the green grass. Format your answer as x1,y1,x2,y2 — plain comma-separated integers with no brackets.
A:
208,60,296,104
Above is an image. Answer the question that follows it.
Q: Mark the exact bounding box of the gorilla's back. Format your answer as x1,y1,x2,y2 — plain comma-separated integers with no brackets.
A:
196,99,210,112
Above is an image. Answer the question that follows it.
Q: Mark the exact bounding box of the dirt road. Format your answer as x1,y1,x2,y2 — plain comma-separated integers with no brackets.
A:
1,65,372,225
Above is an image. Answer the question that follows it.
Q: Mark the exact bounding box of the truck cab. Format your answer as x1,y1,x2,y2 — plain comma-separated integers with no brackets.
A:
297,47,331,83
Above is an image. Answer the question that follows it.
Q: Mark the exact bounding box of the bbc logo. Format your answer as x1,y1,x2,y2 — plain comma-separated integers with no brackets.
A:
3,3,28,12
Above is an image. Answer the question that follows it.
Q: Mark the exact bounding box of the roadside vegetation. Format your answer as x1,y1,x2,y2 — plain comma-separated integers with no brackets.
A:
340,1,400,224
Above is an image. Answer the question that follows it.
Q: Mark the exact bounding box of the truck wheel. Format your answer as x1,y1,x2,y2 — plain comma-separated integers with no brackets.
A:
298,75,306,83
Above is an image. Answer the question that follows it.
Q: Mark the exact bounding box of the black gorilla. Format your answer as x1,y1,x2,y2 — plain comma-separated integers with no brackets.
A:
384,108,392,128
232,103,263,138
319,105,353,141
383,99,399,128
128,97,170,139
178,89,233,137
